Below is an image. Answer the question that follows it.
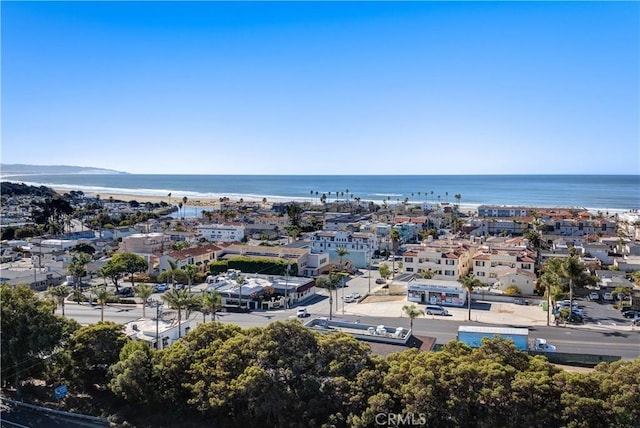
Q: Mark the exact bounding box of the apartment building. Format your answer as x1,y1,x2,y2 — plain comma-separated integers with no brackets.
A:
310,230,378,269
401,245,471,280
478,205,530,218
471,249,536,286
196,224,245,243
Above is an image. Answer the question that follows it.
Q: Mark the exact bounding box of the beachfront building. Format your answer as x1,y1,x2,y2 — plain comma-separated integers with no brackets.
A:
406,279,468,307
478,205,530,218
309,230,378,269
401,243,471,280
196,224,245,243
464,218,531,236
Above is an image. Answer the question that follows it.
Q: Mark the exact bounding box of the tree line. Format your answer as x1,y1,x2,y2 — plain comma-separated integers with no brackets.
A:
2,284,639,428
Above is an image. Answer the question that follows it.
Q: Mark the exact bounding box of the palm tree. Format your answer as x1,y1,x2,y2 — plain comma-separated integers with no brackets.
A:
402,304,425,331
163,288,193,338
202,290,222,322
235,275,245,310
178,202,183,218
538,267,560,326
134,283,154,318
166,260,179,290
182,196,188,219
47,285,70,316
336,247,349,273
327,271,342,313
390,228,401,276
95,286,111,322
459,274,482,321
562,255,585,318
184,264,198,292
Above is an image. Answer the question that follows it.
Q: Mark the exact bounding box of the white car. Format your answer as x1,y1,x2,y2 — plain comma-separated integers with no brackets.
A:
588,292,600,301
296,307,309,318
603,292,614,301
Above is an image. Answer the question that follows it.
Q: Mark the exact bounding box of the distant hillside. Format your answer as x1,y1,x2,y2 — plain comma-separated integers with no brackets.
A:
0,164,128,175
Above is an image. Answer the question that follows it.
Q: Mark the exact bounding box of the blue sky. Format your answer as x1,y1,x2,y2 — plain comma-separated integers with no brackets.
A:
2,1,638,175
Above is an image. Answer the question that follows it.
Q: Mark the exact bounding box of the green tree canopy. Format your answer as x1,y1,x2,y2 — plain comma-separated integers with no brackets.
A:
1,285,78,397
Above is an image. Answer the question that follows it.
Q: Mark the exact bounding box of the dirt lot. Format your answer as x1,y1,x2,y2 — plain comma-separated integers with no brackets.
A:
361,294,406,304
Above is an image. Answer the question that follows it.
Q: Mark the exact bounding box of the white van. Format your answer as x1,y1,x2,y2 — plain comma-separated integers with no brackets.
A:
425,305,448,316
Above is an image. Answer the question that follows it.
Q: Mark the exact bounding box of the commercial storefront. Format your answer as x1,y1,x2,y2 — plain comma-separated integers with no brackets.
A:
407,280,467,307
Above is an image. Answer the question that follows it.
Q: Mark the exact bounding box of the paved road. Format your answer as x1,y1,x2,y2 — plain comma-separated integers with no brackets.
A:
60,270,640,360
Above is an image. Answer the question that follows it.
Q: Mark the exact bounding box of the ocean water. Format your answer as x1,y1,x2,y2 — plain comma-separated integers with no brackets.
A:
2,174,638,212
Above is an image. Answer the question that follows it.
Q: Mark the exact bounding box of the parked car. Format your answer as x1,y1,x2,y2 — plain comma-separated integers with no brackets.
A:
603,292,614,301
632,318,640,326
514,298,530,305
375,278,385,284
622,310,638,319
296,307,309,318
155,283,169,292
175,283,185,290
620,306,632,313
588,292,600,301
343,295,355,303
425,305,449,316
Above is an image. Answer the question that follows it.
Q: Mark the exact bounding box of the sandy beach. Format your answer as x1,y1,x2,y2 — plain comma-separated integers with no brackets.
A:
56,189,223,208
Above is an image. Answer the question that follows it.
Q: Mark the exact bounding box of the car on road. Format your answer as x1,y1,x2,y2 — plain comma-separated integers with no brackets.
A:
175,283,185,290
622,310,638,319
296,307,309,318
375,278,385,284
632,318,640,326
155,283,169,292
425,305,449,316
588,292,600,301
117,287,134,297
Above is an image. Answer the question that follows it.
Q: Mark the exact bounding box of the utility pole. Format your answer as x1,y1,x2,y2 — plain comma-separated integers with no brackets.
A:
368,250,372,294
284,263,291,310
155,301,163,349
